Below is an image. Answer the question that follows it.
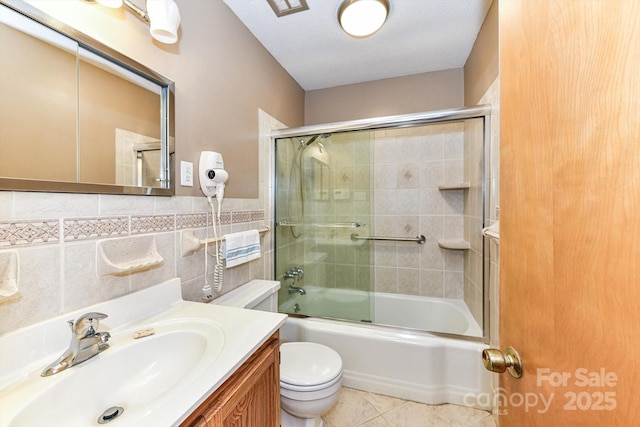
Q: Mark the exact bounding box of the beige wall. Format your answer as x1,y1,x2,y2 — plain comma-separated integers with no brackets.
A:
304,69,464,125
0,23,77,182
463,0,498,106
23,0,304,198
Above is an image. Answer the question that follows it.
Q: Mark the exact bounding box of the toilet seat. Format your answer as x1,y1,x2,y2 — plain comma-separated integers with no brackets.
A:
280,342,343,391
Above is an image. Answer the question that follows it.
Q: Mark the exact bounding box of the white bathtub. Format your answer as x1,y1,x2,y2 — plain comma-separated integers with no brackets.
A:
279,287,491,409
279,286,483,337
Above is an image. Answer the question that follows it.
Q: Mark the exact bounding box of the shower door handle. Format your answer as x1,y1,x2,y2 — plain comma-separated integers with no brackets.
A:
482,346,523,378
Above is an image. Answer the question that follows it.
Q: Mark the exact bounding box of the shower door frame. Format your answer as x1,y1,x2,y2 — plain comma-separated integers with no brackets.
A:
272,105,493,343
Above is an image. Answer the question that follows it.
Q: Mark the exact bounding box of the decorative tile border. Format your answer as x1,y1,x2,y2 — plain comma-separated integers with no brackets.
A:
131,214,175,234
220,211,232,225
1,209,267,247
176,213,207,230
251,210,265,222
232,210,252,223
64,217,129,241
0,219,60,247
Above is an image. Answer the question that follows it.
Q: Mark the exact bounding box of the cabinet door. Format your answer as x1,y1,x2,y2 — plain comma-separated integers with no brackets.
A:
182,333,280,427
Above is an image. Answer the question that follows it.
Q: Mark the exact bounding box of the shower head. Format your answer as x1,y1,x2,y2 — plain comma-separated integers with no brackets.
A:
298,134,331,149
303,135,320,147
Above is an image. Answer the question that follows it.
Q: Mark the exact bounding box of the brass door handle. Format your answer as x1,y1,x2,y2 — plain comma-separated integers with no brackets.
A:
482,346,523,378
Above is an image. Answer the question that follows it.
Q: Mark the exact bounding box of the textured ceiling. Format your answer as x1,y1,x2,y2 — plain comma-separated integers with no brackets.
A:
222,0,493,91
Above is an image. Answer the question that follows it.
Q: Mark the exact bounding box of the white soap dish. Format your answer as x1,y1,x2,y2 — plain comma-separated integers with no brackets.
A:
0,251,19,304
96,235,163,277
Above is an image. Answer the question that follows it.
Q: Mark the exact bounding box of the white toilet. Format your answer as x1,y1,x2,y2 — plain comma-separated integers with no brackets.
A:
212,280,343,427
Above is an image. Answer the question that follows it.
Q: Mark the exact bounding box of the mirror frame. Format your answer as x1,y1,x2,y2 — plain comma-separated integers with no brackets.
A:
0,0,175,196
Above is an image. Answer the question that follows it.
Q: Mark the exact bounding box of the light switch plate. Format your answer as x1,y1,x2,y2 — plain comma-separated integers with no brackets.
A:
180,161,193,186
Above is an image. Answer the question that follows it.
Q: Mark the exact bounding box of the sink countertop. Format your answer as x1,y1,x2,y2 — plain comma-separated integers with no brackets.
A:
0,278,287,427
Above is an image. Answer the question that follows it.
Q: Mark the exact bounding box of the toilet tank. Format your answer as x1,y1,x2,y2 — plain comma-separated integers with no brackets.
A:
210,280,280,312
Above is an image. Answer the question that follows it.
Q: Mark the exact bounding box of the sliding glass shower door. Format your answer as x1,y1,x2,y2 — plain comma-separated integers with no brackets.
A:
274,130,374,322
273,107,490,339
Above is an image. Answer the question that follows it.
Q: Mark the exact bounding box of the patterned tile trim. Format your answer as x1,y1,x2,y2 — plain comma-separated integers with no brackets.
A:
131,215,175,234
176,213,207,230
232,210,252,224
64,217,129,241
1,210,265,247
0,219,60,247
250,210,265,221
220,211,232,225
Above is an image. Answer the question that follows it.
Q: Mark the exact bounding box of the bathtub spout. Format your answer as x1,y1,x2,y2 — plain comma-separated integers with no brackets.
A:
288,285,306,295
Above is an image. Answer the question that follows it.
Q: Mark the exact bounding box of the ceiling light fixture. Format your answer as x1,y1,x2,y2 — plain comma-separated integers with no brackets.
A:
338,0,389,38
87,0,181,44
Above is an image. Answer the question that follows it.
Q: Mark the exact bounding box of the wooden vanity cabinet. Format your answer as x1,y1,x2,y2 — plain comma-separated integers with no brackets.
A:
181,332,280,427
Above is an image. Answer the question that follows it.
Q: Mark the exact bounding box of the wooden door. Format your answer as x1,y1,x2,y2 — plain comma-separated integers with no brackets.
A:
499,0,640,425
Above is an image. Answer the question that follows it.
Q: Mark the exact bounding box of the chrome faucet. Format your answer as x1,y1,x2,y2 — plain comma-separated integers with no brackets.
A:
41,312,111,377
292,267,304,280
284,267,304,283
283,271,297,283
288,284,306,295
283,267,306,295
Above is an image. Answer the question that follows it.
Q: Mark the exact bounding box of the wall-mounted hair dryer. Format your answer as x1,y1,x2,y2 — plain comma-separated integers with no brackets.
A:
198,151,229,298
199,151,228,202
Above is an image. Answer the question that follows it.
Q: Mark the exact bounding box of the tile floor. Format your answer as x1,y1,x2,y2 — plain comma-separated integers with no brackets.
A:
322,387,497,427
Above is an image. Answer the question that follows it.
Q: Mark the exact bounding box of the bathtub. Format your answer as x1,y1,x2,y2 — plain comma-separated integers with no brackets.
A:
279,287,491,409
279,286,483,337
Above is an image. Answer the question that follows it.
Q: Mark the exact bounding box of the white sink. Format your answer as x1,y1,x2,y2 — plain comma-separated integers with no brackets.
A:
7,319,223,427
0,278,287,427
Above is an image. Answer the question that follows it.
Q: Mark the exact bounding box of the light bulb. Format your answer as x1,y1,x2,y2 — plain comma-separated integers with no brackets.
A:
339,0,389,38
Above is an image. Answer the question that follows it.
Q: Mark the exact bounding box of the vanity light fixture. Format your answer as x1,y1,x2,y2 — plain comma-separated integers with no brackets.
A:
338,0,390,38
88,0,181,44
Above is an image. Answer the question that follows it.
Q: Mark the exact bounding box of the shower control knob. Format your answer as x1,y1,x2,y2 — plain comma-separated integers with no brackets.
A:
482,346,523,378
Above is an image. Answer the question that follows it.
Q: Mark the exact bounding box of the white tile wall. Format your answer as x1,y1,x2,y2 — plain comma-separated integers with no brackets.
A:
372,124,466,299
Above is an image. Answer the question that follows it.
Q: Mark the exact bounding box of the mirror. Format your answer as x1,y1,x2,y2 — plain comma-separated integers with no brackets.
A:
0,0,175,195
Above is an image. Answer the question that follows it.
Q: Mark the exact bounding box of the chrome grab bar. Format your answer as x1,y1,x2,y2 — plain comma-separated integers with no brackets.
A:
350,233,426,244
277,221,366,228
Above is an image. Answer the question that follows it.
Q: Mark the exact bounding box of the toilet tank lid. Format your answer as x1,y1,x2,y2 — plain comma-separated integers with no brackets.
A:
211,280,280,309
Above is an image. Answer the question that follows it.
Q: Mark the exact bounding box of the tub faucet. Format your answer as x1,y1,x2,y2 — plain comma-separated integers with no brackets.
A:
284,267,304,283
41,312,111,377
288,284,306,295
292,267,304,281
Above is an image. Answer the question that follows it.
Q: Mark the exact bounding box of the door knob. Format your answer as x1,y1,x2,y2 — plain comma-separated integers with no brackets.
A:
482,346,523,378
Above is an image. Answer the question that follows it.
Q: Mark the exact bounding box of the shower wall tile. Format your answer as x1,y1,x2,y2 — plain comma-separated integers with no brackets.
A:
369,122,468,301
374,266,397,293
420,270,444,297
398,268,420,295
398,164,420,188
420,161,444,188
419,188,444,215
420,215,444,241
396,189,420,215
397,215,419,237
444,272,464,299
